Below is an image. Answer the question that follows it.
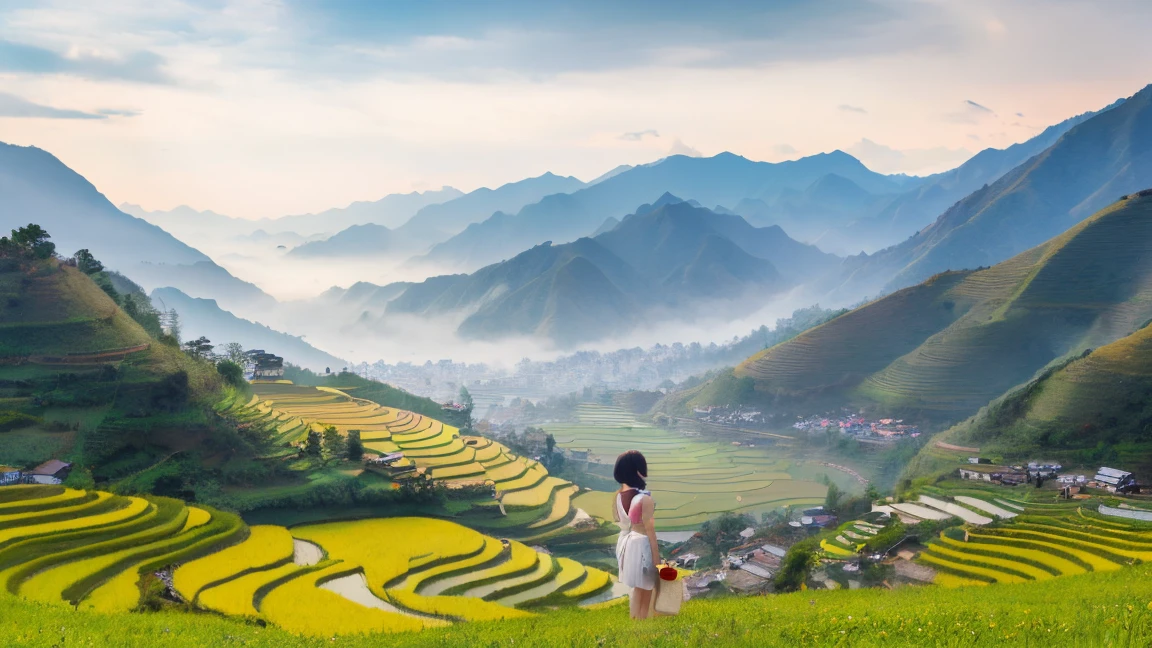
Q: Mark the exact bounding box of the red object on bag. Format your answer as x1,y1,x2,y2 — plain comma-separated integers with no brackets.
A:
659,564,678,581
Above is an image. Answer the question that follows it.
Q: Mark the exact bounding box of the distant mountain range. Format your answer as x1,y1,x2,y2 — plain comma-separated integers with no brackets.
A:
123,187,463,239
378,197,838,346
829,84,1152,301
0,142,275,316
410,150,899,272
151,287,346,371
681,190,1152,427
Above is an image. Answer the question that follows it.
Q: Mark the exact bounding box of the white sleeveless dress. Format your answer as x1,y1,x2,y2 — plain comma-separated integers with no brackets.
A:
615,490,657,590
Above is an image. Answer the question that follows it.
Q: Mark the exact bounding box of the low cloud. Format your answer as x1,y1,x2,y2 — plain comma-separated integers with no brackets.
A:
0,39,170,84
0,92,104,119
618,129,660,141
772,143,798,156
667,138,702,157
96,108,142,117
846,137,972,174
1016,112,1024,117
965,99,994,113
838,104,867,114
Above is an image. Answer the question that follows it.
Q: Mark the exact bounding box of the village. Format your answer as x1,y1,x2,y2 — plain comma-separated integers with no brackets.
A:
792,410,922,441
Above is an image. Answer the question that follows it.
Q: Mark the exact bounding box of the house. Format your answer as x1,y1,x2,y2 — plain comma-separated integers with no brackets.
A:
675,552,701,568
967,457,992,464
1094,467,1139,494
959,467,993,481
0,466,22,486
28,460,71,485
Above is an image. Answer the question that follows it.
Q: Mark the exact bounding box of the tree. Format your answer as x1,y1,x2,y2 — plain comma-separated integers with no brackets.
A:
346,430,364,462
545,433,556,457
73,249,104,274
9,224,55,259
222,342,246,366
323,425,346,460
304,430,322,457
824,481,843,514
162,309,181,343
458,386,474,409
774,538,820,592
216,360,246,387
182,336,214,360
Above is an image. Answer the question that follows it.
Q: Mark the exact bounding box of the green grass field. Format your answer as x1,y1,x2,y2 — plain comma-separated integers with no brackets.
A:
2,557,1151,646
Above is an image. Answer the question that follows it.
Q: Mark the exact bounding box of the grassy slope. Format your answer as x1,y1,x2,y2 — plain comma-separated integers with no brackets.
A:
3,561,1152,646
0,262,225,475
711,193,1152,423
915,308,1152,477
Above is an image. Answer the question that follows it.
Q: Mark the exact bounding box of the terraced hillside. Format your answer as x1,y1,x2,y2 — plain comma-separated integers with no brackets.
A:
912,483,1152,588
231,383,594,541
712,193,1152,423
546,404,827,529
0,254,240,482
0,485,617,637
918,307,1152,475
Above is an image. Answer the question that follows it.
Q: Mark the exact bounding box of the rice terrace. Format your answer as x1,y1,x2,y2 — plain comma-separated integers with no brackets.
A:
5,2,1152,645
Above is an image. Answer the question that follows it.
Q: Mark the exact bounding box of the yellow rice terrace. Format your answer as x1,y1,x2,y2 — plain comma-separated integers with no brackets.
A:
228,382,594,542
0,485,618,637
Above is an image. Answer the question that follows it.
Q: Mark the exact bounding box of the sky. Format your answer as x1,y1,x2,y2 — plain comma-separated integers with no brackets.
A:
1,0,1150,219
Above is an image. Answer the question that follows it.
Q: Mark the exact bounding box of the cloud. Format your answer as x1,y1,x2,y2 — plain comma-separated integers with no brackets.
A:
846,138,972,174
1016,112,1024,117
270,0,957,81
0,91,105,119
965,99,994,113
0,38,170,84
838,104,867,114
618,129,659,141
772,143,798,156
667,138,702,157
96,108,141,117
967,133,981,141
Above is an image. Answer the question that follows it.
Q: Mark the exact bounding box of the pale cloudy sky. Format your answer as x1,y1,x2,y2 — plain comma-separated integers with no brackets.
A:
0,0,1149,219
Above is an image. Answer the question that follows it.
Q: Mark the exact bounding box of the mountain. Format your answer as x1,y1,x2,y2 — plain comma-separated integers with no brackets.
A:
391,172,586,246
151,287,346,371
834,101,1123,253
733,173,896,252
595,197,834,283
385,200,829,346
415,150,901,272
266,187,463,234
833,85,1152,300
0,142,276,315
590,216,620,237
683,191,1152,424
287,223,394,257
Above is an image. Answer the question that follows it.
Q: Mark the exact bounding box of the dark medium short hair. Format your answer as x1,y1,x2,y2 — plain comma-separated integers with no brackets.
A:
613,450,647,489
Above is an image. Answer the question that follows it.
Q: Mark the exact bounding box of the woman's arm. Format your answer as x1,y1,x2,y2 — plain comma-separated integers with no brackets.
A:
641,496,659,568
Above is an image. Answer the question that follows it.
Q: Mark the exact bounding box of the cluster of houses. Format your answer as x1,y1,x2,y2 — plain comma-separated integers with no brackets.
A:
0,460,73,486
792,413,921,440
692,405,766,426
958,459,1140,493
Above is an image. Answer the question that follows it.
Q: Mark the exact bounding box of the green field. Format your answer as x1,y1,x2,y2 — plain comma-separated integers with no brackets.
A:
2,554,1151,646
546,404,826,529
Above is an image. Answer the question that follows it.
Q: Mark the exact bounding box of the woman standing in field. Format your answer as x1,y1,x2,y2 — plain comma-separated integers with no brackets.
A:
613,450,660,619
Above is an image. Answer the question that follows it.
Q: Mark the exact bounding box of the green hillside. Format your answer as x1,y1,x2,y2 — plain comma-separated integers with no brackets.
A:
695,192,1152,423
0,235,259,492
916,306,1152,476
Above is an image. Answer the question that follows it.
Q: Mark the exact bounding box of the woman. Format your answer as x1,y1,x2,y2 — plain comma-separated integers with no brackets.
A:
612,450,660,619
